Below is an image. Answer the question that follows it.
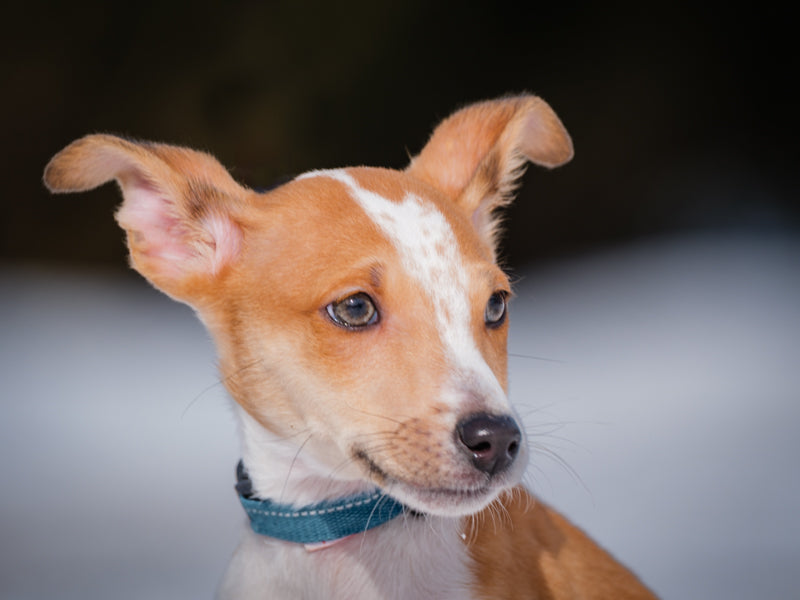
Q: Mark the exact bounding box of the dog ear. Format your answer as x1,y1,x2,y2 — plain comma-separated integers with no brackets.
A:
44,134,244,302
406,95,573,258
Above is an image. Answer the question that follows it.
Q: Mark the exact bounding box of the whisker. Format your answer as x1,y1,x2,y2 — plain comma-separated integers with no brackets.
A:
530,442,591,495
348,430,399,442
463,513,479,546
279,433,313,504
265,428,316,444
358,489,402,556
181,357,263,418
341,401,408,427
508,352,565,363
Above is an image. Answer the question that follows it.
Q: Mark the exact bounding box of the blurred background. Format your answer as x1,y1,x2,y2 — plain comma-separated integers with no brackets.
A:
1,2,798,599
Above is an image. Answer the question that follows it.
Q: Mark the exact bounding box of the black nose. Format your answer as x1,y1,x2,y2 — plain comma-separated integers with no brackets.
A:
456,413,522,476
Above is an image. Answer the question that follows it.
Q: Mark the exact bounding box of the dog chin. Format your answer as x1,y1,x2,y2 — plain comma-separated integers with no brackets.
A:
387,480,509,517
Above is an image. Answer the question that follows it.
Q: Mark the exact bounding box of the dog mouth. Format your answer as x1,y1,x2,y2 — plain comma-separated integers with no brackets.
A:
352,448,504,516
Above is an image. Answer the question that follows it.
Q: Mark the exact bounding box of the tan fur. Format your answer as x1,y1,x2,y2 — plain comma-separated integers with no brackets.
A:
407,96,573,258
44,95,655,599
466,488,657,599
44,134,246,302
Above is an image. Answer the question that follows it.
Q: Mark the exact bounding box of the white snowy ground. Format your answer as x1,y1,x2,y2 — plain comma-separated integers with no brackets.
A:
1,231,798,599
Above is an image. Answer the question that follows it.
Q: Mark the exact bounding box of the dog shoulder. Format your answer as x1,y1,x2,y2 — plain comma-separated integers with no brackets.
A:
465,487,658,599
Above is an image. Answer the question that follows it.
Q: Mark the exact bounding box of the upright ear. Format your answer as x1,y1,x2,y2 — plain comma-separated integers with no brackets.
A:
406,95,573,258
44,134,245,302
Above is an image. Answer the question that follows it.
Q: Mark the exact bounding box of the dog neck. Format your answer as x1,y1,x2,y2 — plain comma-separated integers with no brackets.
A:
234,405,380,508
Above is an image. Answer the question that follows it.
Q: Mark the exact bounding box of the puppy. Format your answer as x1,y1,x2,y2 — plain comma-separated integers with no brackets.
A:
44,95,656,599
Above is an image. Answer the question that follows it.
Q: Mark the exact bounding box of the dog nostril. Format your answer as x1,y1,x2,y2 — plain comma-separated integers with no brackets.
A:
507,439,519,458
456,413,522,476
472,441,492,453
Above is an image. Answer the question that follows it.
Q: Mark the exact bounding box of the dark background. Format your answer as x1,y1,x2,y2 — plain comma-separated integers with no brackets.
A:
2,5,799,599
2,1,796,271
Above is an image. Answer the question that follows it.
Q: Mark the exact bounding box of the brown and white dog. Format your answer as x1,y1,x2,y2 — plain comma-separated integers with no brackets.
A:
44,95,656,599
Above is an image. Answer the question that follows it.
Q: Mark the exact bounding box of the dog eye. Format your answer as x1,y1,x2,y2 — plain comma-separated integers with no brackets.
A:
484,291,508,327
327,292,379,328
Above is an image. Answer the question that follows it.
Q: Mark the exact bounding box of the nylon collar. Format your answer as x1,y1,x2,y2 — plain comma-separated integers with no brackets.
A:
235,460,407,545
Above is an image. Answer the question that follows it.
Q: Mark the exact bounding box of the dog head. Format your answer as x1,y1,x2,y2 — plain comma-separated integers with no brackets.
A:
44,95,572,516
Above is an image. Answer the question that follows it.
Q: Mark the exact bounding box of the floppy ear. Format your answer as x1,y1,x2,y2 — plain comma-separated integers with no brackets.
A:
406,95,573,258
44,134,245,302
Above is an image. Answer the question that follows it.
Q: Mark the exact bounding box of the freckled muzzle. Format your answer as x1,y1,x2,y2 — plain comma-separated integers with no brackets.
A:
347,408,526,517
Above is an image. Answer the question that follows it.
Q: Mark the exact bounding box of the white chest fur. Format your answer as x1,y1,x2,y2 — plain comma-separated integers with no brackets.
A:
218,514,475,600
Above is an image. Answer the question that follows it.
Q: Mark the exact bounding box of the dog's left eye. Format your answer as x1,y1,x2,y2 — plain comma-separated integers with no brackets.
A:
327,292,379,328
484,291,508,327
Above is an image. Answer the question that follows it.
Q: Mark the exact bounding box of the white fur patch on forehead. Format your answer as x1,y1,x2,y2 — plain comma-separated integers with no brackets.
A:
298,168,506,408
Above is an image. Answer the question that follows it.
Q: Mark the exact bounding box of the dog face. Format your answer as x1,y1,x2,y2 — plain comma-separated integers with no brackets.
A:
44,95,572,516
216,167,518,514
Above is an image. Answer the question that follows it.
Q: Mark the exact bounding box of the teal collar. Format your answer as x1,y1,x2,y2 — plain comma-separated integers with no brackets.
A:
235,461,407,545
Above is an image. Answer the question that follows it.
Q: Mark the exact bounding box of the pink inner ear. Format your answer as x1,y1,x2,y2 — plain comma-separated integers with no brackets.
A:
204,212,242,275
116,176,242,279
116,180,196,268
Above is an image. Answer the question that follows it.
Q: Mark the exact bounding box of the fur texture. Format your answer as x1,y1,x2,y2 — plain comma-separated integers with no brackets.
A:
44,95,655,599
